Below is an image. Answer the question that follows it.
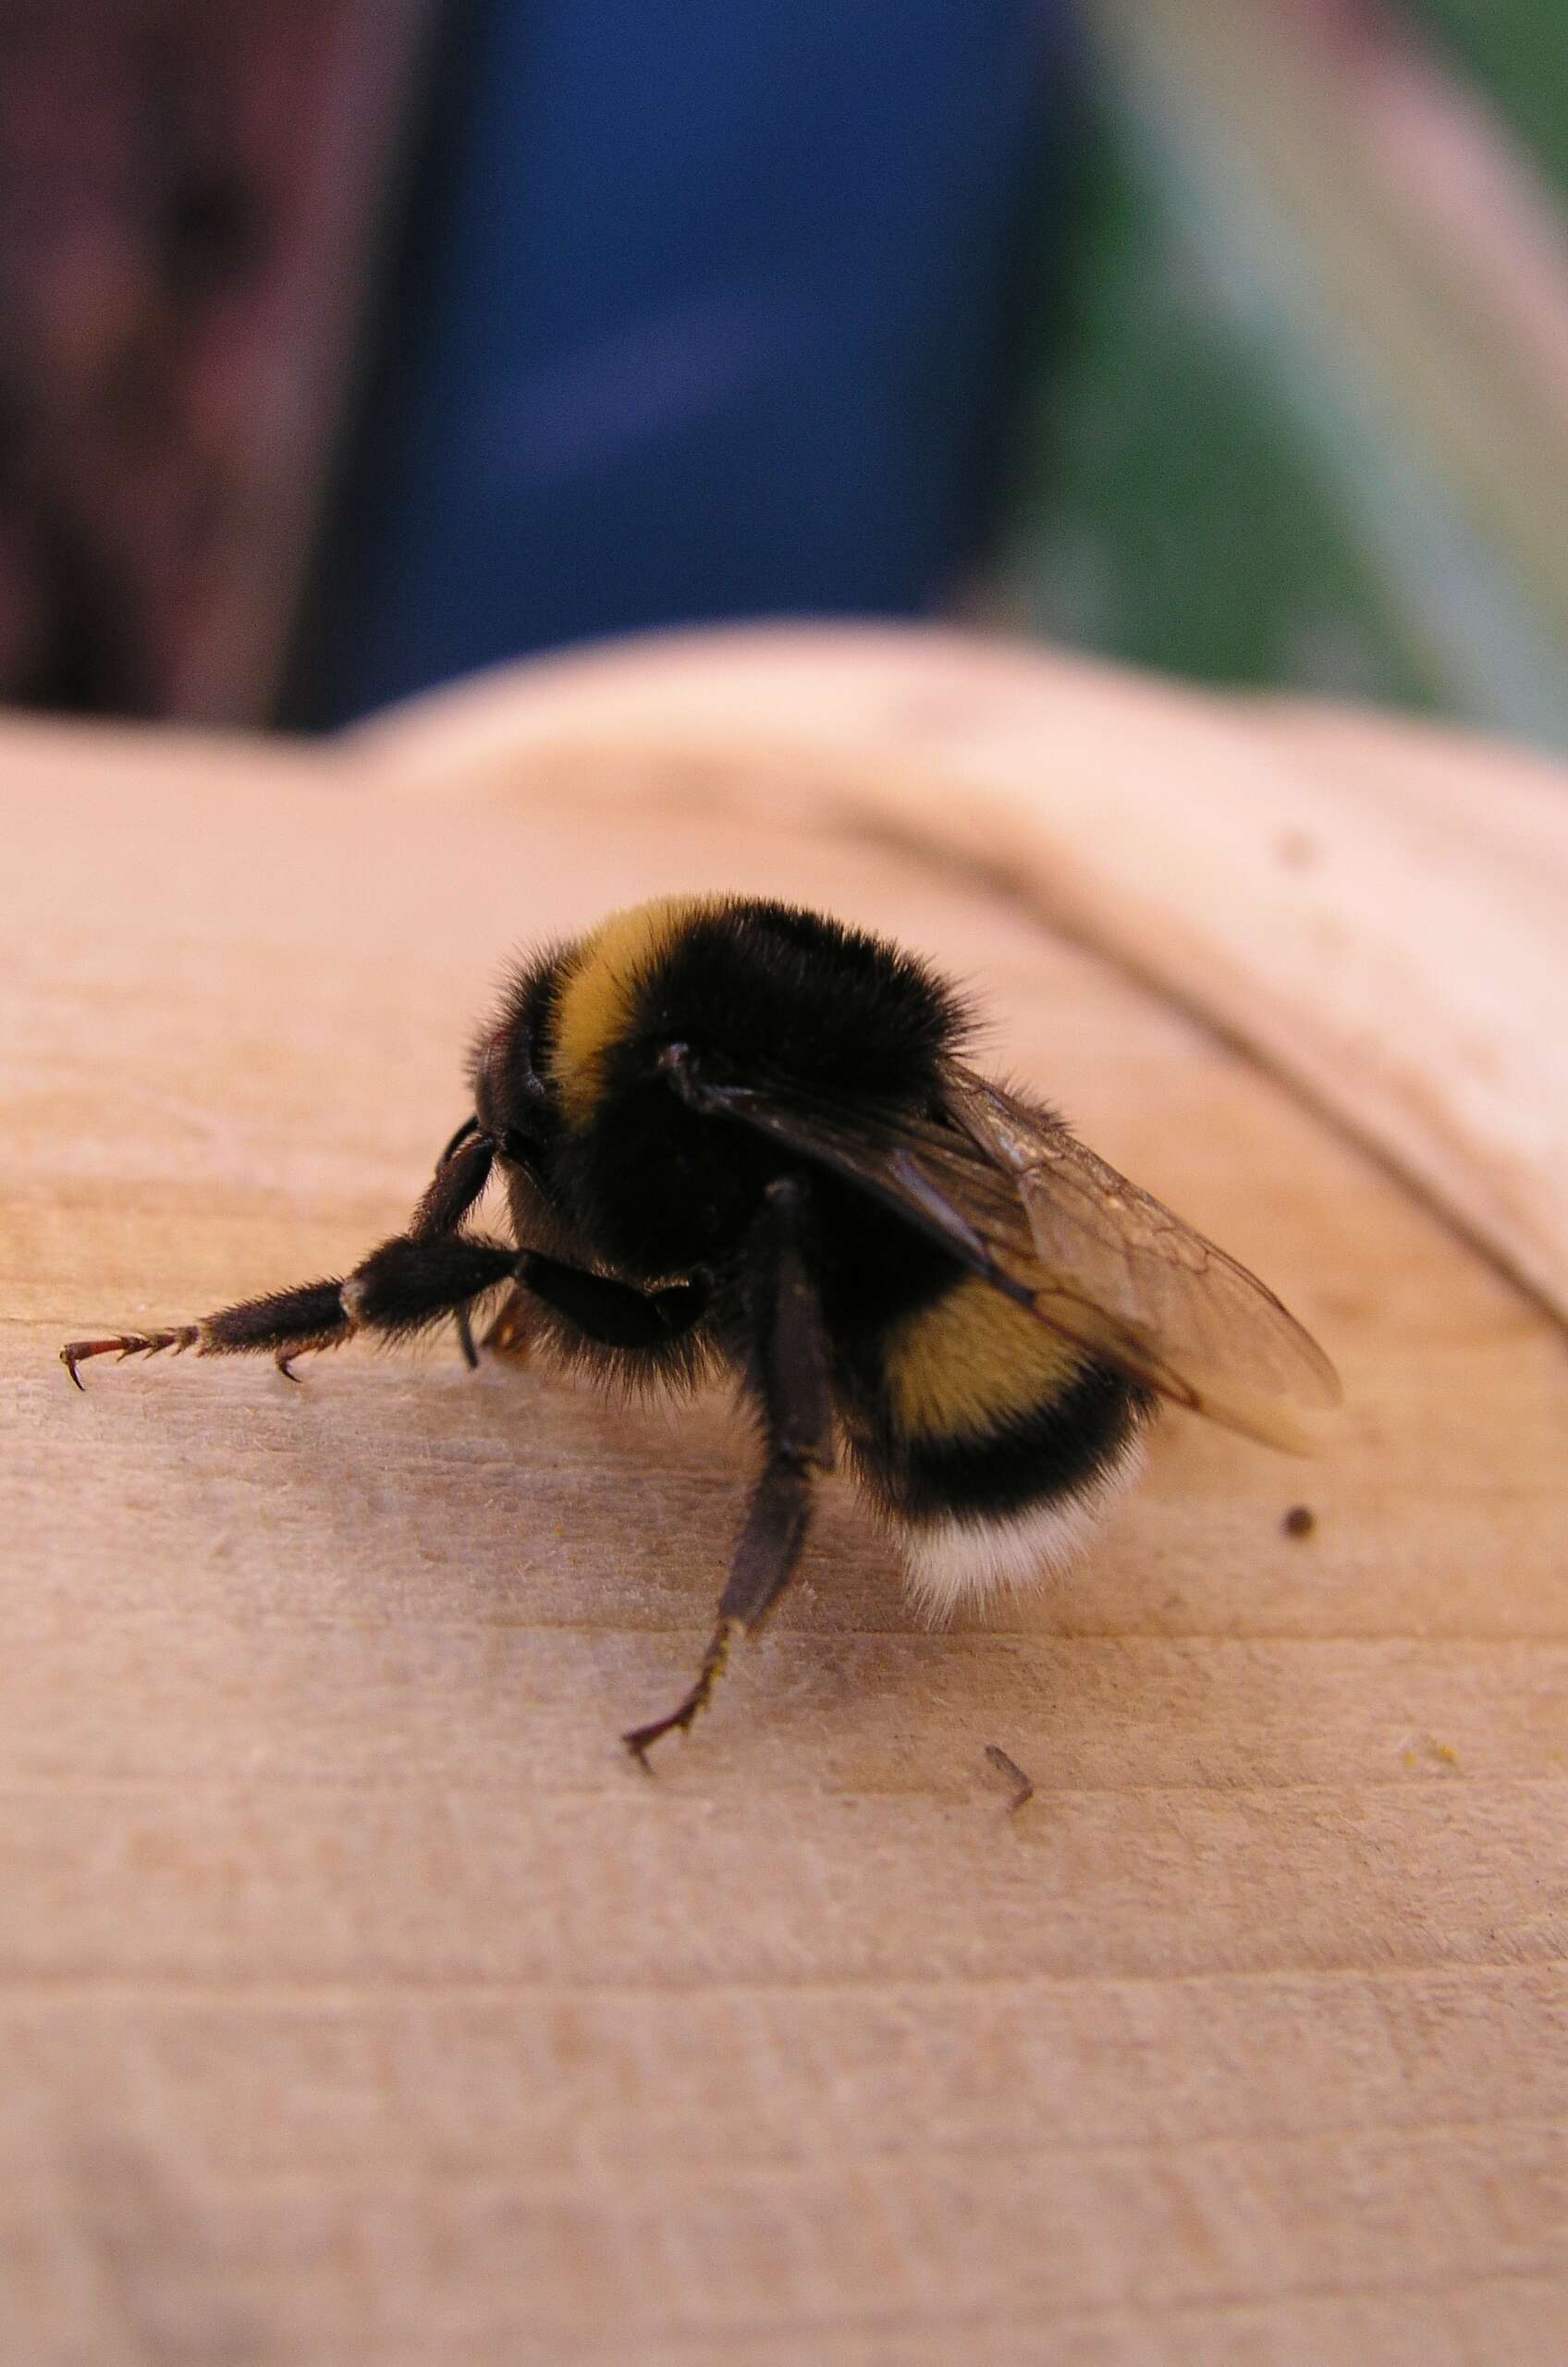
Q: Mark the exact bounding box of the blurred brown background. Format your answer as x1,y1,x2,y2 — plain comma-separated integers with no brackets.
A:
0,2,430,717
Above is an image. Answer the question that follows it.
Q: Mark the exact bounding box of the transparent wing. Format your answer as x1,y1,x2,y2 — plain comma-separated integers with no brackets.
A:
945,1068,1341,1450
662,1047,1340,1452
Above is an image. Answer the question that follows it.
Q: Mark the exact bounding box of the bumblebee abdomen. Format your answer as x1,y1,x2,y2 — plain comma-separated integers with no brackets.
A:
844,1275,1152,1615
882,1275,1085,1443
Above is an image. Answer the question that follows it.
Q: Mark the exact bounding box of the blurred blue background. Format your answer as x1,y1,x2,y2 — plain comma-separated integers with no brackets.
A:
288,0,1078,725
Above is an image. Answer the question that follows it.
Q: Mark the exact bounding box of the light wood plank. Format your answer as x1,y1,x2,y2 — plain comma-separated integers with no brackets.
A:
4,635,1565,2363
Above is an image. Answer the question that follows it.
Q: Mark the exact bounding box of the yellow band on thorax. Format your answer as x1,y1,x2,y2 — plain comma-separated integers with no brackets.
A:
552,895,713,1125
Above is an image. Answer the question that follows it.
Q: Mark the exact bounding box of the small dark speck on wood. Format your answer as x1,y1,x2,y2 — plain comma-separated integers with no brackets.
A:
985,1744,1035,1813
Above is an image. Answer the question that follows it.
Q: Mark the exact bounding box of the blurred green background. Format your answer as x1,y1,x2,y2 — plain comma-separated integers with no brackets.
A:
1415,0,1568,184
998,0,1568,748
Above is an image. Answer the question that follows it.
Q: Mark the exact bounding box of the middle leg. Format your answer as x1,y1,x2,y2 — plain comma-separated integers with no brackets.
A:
623,1175,832,1764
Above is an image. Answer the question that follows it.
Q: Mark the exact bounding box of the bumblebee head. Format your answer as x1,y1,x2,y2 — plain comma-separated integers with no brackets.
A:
472,898,715,1164
469,946,567,1175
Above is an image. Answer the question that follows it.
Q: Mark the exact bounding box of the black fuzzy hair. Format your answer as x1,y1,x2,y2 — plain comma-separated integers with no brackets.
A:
620,899,971,1110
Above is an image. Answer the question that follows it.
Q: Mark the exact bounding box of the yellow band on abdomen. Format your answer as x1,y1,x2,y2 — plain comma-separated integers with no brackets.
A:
883,1274,1082,1443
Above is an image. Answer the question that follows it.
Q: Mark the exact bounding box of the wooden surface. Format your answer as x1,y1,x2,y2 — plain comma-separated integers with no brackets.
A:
5,632,1567,2364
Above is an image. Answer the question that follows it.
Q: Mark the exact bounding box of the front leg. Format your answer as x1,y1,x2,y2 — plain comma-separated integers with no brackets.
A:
62,1232,521,1386
63,1117,511,1385
623,1175,832,1765
517,1253,709,1349
63,1239,712,1387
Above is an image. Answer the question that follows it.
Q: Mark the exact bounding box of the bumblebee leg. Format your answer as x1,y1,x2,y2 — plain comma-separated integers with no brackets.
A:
62,1234,518,1388
62,1280,349,1388
407,1122,496,1371
408,1122,496,1240
63,1116,509,1389
517,1253,709,1349
623,1177,830,1765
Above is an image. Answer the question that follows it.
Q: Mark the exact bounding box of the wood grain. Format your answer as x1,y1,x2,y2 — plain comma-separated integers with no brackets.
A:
4,638,1565,2364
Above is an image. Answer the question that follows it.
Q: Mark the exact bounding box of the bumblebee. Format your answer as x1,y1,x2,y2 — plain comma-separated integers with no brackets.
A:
62,895,1339,1760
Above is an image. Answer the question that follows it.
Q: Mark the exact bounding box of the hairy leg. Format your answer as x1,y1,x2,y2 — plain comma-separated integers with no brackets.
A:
63,1233,710,1389
518,1253,708,1349
623,1176,831,1765
61,1232,521,1387
62,1116,508,1386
